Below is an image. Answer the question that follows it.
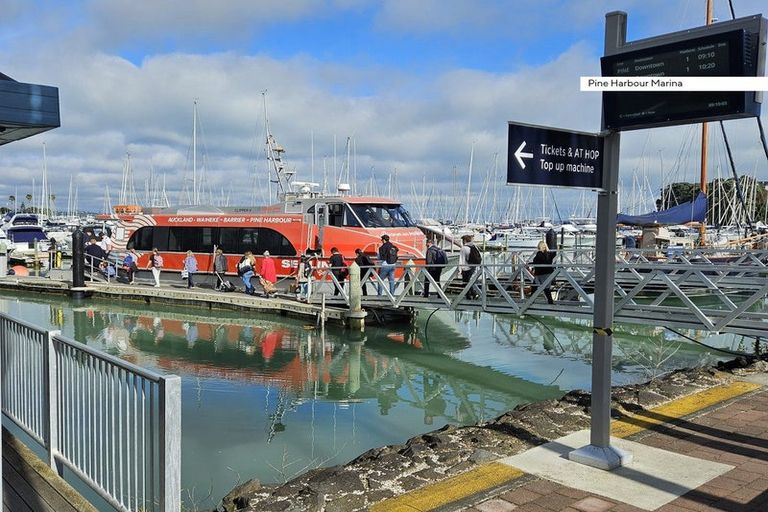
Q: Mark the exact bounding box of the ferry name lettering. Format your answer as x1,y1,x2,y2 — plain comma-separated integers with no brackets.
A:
252,217,294,223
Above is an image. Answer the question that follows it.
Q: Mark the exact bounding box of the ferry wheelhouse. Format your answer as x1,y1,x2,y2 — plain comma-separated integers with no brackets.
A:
112,195,426,277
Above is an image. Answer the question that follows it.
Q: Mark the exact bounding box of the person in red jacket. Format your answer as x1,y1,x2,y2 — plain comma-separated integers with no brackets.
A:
259,250,277,297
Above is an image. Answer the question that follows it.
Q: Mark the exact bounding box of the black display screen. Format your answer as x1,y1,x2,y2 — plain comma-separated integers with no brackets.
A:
601,29,761,130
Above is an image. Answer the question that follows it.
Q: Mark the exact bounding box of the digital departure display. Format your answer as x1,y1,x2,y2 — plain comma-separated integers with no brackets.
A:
601,28,762,130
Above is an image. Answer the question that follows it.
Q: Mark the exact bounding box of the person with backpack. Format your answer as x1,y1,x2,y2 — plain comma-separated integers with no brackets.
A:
377,234,398,295
328,247,348,296
295,253,313,302
147,247,164,287
459,234,481,299
423,238,447,297
237,251,256,295
354,248,375,296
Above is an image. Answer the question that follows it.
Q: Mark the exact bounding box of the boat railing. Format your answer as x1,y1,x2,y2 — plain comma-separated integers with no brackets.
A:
313,247,768,337
0,312,181,512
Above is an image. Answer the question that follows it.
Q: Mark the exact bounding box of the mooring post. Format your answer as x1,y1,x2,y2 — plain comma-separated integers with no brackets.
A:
71,228,85,298
0,242,6,276
346,262,367,331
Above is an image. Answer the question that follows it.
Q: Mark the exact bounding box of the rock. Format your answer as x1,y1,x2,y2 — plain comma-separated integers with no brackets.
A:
221,478,261,511
468,449,497,464
224,361,764,512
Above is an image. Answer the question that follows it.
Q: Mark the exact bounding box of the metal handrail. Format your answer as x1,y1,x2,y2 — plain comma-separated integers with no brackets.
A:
0,312,181,512
312,247,768,337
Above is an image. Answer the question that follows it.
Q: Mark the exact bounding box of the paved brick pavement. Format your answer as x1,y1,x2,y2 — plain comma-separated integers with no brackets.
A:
466,387,768,511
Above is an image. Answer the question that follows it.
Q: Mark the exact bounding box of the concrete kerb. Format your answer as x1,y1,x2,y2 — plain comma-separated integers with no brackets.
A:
370,378,764,512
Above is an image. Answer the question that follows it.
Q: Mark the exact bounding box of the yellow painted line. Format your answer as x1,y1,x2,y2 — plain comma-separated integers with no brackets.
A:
369,462,524,512
372,381,760,511
612,381,761,438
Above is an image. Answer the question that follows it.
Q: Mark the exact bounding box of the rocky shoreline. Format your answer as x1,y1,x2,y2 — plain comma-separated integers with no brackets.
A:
219,359,765,512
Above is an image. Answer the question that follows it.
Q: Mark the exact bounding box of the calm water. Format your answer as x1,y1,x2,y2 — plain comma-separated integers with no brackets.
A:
0,291,746,509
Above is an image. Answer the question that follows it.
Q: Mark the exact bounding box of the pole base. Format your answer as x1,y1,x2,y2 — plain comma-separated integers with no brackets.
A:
568,443,633,470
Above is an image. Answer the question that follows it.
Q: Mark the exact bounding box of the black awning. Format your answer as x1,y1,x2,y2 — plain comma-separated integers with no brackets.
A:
0,78,60,145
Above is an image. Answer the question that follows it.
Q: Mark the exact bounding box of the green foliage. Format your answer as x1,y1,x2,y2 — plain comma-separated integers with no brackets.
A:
660,178,767,224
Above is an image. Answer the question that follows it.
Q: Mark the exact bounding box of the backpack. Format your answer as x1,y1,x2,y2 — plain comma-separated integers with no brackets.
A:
154,255,164,267
386,244,398,264
303,261,313,278
467,244,482,265
434,248,447,265
237,258,252,275
123,254,134,266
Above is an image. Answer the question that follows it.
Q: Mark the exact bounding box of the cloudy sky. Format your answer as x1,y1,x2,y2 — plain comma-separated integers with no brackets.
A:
1,0,767,221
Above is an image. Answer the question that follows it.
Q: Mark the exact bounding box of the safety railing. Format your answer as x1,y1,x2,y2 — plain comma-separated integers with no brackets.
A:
310,247,768,337
0,312,181,512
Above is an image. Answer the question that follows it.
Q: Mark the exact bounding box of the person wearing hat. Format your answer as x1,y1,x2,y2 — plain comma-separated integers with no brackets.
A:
377,234,398,295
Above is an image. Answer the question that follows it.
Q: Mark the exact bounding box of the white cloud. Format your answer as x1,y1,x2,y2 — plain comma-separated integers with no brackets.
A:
1,1,767,222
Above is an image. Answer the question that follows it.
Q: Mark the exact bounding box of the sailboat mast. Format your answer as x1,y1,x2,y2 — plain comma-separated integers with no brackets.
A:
699,0,714,246
193,99,198,205
464,143,474,225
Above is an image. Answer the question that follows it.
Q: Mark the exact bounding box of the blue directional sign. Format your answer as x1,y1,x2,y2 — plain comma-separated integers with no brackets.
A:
507,122,605,190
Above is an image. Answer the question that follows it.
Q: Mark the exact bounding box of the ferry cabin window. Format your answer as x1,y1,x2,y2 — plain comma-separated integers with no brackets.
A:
127,226,297,256
349,204,415,228
325,203,362,227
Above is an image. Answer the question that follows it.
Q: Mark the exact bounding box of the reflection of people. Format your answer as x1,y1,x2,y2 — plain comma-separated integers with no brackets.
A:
423,374,446,425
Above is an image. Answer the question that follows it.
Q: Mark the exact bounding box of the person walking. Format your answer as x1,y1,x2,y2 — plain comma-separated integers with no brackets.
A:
377,234,398,295
237,251,256,295
423,239,447,297
183,250,198,289
99,229,114,258
84,238,106,274
214,248,228,290
354,248,375,296
259,250,277,296
48,238,58,269
531,240,555,304
296,254,312,301
147,248,164,287
328,247,348,296
459,234,481,299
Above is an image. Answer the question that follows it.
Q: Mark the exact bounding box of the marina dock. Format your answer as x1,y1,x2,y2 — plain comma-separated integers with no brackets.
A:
2,428,96,512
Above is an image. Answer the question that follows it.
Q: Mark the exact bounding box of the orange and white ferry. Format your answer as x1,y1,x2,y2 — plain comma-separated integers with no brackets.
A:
111,197,426,277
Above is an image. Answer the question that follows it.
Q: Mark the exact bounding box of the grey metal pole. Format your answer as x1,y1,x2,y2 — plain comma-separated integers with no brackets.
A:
568,10,632,471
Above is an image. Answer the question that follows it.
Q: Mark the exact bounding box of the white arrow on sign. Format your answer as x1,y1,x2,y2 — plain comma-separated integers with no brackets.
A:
514,141,534,169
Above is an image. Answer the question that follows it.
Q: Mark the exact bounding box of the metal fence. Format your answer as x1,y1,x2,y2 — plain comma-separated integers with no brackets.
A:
312,247,768,337
0,312,181,512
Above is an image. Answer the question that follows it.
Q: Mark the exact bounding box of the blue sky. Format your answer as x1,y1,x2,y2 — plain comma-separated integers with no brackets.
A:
1,0,767,219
